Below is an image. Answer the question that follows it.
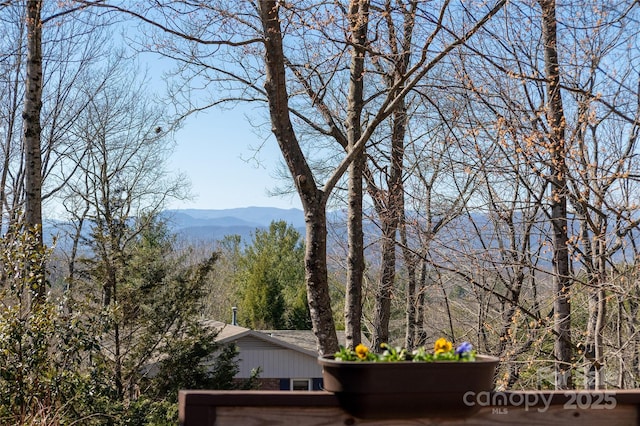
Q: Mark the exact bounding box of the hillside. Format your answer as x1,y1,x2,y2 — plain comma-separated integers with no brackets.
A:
161,207,306,243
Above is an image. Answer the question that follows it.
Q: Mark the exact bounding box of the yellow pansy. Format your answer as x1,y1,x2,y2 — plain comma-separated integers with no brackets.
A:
355,343,370,360
434,338,453,354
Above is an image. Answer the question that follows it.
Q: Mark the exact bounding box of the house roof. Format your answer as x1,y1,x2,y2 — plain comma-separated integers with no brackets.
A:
203,320,319,358
259,330,321,353
203,320,369,356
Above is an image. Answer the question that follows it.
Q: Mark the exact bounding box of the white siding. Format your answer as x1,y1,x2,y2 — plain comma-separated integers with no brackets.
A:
234,336,322,378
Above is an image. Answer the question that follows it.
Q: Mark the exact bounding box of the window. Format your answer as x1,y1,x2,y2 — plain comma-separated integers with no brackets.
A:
290,379,311,391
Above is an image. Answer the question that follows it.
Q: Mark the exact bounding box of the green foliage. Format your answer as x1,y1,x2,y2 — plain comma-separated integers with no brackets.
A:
102,217,264,425
0,216,258,425
334,340,477,362
0,227,107,425
237,221,310,329
205,343,261,390
86,214,251,424
147,327,235,402
119,398,178,426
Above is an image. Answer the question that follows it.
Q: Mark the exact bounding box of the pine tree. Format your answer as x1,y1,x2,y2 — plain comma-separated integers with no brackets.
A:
237,221,310,329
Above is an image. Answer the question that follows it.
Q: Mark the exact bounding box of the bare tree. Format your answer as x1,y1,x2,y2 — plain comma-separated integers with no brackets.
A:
1,1,123,303
343,0,369,350
444,0,640,390
537,0,573,389
363,0,415,350
59,59,187,398
78,0,507,354
22,0,45,301
400,97,482,349
562,10,640,389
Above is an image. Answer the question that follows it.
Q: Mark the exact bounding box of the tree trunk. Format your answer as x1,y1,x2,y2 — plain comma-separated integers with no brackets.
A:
344,0,369,350
415,258,428,347
368,1,413,349
371,99,406,350
593,236,607,389
345,155,364,348
258,0,338,355
399,210,418,350
372,222,397,349
23,0,45,302
539,0,572,389
114,282,123,400
302,204,338,355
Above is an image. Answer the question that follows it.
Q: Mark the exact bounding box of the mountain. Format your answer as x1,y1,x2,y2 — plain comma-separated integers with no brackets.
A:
166,207,305,226
161,207,306,243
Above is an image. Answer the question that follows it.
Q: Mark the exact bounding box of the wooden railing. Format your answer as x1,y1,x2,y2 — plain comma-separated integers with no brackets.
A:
179,389,640,425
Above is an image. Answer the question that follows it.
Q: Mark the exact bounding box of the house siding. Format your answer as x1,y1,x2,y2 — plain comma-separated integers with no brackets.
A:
234,336,322,378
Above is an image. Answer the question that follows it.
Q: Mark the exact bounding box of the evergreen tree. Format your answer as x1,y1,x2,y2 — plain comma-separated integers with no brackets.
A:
237,221,310,330
73,214,257,424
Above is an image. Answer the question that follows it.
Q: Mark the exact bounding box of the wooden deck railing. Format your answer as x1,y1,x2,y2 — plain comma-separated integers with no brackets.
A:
179,389,640,425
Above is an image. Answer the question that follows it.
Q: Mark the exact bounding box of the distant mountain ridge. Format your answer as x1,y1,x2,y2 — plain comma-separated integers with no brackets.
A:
161,207,306,243
47,207,627,273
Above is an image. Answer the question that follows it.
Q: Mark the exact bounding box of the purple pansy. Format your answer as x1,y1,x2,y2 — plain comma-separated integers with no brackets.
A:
455,341,473,356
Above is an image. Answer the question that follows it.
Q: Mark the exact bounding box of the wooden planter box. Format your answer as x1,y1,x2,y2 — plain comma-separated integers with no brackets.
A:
317,355,499,418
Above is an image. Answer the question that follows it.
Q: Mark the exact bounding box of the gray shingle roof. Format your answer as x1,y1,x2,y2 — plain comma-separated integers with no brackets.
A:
203,320,367,354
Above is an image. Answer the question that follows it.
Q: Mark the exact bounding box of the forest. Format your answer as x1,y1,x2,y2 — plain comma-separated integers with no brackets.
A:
2,0,640,424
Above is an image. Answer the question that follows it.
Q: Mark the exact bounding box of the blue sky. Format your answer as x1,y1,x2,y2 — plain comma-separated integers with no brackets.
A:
129,31,304,212
166,106,303,211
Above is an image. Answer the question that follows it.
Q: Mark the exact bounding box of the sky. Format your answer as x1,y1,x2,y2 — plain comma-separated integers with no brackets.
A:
135,32,303,213
165,106,303,212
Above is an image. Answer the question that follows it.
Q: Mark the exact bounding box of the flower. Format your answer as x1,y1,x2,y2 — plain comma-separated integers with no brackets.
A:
434,338,453,354
455,341,473,356
334,338,477,362
355,343,369,360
